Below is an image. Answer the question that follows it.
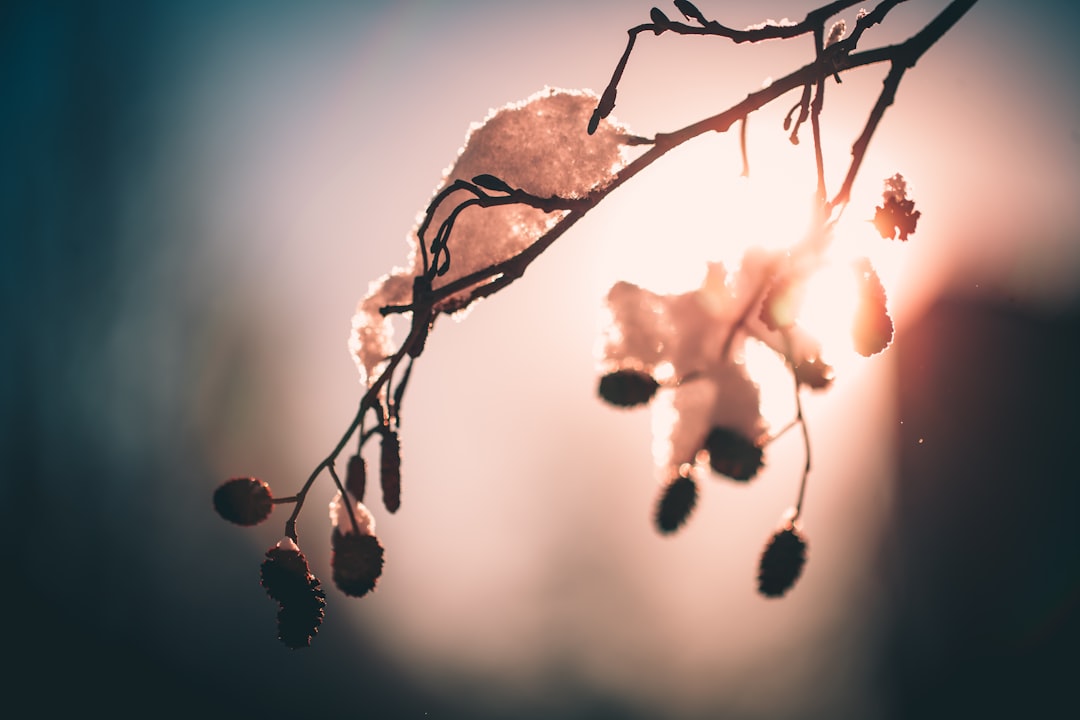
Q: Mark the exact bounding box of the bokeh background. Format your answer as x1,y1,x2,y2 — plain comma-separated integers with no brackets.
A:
3,1,1078,717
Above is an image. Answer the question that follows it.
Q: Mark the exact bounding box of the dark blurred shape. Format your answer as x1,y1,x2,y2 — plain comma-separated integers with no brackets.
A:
345,454,367,502
598,368,660,408
872,173,920,241
704,426,763,481
794,357,835,390
214,477,274,526
757,525,808,598
880,295,1080,719
655,471,698,534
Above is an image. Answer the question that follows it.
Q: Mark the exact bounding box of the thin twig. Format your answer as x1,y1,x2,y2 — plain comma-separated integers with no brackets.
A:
284,0,979,541
781,332,812,522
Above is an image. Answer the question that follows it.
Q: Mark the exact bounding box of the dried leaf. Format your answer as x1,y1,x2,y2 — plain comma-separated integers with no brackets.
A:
852,258,893,356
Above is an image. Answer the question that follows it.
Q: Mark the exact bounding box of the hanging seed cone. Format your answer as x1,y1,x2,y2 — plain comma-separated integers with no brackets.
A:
275,577,326,649
331,531,385,598
261,542,315,605
757,524,808,598
703,427,763,481
213,477,273,526
655,473,698,534
380,431,401,513
345,454,367,502
598,368,659,408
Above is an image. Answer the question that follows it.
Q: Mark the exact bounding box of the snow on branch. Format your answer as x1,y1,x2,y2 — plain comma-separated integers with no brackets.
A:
213,0,979,647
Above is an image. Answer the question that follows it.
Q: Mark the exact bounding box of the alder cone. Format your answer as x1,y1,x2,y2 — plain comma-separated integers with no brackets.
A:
757,525,808,598
213,477,273,526
275,577,326,649
331,531,385,598
260,544,326,648
260,546,314,605
852,259,893,357
655,474,698,534
598,369,659,408
380,431,401,513
703,427,763,481
345,454,367,502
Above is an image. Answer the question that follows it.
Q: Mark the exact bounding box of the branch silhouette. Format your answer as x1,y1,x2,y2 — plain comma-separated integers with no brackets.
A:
212,0,979,647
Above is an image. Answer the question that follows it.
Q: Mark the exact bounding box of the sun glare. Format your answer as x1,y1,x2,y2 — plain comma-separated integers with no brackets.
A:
590,104,923,447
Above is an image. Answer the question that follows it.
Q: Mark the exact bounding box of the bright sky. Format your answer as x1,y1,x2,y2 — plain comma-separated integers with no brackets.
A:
183,1,1079,716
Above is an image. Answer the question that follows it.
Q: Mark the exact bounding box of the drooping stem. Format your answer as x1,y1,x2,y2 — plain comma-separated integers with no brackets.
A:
327,462,361,536
782,332,812,523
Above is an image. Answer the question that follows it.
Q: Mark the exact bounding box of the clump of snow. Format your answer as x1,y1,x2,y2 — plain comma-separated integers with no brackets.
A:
744,17,796,31
826,20,846,47
349,272,412,386
599,248,828,475
276,536,300,552
655,361,766,471
329,492,376,536
456,86,632,200
351,87,634,385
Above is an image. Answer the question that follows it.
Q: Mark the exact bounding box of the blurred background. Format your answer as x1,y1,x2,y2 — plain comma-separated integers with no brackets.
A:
2,1,1078,717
